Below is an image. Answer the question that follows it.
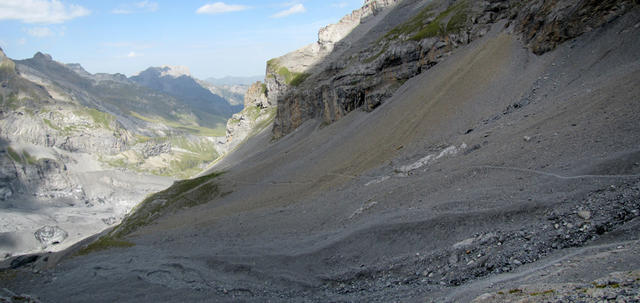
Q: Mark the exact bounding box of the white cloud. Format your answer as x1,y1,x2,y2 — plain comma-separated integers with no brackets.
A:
136,1,158,11
0,0,90,24
331,2,348,8
127,51,140,58
271,4,306,18
112,1,158,14
26,26,54,37
196,2,250,14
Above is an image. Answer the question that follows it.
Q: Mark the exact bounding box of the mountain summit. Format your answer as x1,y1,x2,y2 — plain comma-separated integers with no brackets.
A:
134,65,191,78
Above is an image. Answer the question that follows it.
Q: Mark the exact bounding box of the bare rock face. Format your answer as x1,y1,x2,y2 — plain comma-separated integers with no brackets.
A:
319,0,400,50
268,0,637,139
515,0,635,54
219,81,275,154
34,226,68,248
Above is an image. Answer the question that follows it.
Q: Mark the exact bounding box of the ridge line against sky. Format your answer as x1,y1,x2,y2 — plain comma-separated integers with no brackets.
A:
0,0,364,79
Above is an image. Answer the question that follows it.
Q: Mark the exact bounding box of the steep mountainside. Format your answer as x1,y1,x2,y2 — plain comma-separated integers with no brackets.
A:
268,0,637,138
1,0,639,302
198,80,246,108
130,66,241,127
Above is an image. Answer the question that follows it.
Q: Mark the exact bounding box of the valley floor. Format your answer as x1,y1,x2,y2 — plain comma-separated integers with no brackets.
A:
2,9,640,303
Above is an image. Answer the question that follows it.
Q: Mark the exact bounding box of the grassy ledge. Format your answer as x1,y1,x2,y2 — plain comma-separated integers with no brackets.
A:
383,0,469,42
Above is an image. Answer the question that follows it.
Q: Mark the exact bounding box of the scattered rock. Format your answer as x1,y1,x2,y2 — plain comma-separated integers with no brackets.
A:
577,210,592,220
453,238,475,249
449,253,459,264
102,217,118,225
34,226,68,247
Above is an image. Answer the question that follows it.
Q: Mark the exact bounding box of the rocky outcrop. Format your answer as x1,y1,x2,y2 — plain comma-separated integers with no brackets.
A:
319,0,401,51
263,0,400,109
515,0,635,54
269,0,637,138
34,226,68,248
219,81,276,154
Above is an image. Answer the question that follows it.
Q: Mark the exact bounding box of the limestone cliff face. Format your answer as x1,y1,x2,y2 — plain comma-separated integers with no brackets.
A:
220,81,275,154
268,0,637,139
263,0,400,109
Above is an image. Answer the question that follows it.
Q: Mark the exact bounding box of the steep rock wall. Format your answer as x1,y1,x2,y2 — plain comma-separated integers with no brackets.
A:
270,0,637,138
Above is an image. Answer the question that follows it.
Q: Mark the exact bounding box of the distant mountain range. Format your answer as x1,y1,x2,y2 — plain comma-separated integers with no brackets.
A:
205,75,263,86
0,48,251,257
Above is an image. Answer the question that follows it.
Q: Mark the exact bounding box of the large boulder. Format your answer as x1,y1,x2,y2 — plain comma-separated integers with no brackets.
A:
34,226,68,248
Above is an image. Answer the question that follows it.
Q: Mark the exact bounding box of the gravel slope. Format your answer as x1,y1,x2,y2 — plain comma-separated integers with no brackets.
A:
1,8,639,303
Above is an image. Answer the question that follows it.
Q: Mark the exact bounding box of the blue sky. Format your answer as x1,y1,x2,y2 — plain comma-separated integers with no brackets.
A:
0,0,364,79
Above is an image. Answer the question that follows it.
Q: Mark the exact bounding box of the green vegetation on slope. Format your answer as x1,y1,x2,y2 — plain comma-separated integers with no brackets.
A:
0,94,20,110
76,171,225,255
249,107,278,137
6,147,38,165
130,111,225,137
267,59,310,87
102,135,220,179
384,1,469,41
83,108,115,129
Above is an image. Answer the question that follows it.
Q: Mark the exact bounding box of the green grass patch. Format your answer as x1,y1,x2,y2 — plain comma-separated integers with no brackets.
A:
73,107,116,130
384,2,437,40
85,108,114,129
102,135,220,179
43,118,61,131
131,111,225,137
6,147,21,162
22,150,37,165
0,94,20,110
382,0,469,42
135,134,152,143
260,83,267,94
410,1,469,41
289,73,310,87
267,59,310,86
508,288,522,294
593,282,620,289
266,58,279,70
363,43,390,64
75,237,134,256
6,147,37,165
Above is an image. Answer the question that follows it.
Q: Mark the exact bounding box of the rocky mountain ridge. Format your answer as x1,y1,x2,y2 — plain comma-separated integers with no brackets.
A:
0,49,241,258
267,0,638,138
130,65,241,124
